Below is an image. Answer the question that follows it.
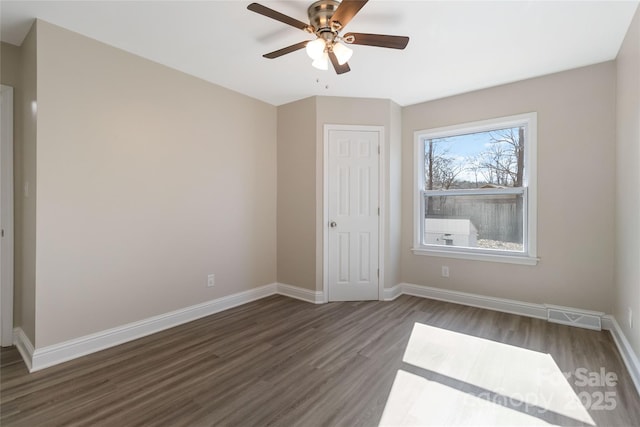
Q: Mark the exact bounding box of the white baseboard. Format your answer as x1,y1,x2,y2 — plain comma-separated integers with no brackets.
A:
399,282,548,319
383,285,402,301
21,283,278,372
13,282,326,372
276,283,324,304
13,327,34,372
602,315,640,397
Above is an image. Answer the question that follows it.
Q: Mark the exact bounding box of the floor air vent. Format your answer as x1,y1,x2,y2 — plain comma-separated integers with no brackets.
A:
545,305,603,330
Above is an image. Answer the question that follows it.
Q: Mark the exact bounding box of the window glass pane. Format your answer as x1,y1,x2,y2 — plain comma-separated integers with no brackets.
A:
424,193,524,252
424,126,525,190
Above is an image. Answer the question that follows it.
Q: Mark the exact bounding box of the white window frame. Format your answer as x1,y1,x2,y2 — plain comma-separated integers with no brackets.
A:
412,113,538,265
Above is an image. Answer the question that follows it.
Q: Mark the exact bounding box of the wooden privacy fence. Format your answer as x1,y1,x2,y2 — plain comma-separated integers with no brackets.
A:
426,194,522,243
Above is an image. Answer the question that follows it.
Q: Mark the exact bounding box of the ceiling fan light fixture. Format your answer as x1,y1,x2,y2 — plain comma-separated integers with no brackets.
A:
332,41,353,65
312,52,330,70
306,38,326,60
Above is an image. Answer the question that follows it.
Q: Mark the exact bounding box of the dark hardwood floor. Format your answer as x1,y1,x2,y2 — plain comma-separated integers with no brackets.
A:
1,295,639,426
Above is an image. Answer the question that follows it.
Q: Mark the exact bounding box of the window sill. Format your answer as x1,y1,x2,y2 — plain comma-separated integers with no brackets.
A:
411,247,539,266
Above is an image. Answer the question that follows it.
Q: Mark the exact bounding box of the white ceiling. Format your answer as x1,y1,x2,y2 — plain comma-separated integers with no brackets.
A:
1,1,638,106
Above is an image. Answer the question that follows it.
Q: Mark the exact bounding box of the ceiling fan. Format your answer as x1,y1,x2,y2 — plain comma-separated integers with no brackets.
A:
247,0,409,74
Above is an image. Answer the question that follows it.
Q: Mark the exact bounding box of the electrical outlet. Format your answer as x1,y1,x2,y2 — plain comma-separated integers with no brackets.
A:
629,307,633,329
441,266,449,278
207,274,215,288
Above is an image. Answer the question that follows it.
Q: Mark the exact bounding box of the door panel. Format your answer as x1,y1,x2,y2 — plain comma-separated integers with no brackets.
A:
328,129,379,301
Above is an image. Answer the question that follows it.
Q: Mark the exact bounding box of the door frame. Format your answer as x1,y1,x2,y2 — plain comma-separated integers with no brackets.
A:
322,124,385,302
1,84,14,347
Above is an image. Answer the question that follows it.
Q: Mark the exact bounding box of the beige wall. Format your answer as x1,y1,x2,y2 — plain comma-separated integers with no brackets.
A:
388,101,402,290
401,62,617,312
1,42,21,88
615,7,640,357
18,27,38,345
33,21,277,347
277,97,317,290
1,42,20,323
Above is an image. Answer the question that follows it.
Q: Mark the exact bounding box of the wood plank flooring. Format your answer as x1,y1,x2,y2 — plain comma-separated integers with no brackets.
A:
1,295,639,426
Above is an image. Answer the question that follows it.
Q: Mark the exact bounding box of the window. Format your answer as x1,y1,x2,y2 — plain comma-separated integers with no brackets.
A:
413,113,538,265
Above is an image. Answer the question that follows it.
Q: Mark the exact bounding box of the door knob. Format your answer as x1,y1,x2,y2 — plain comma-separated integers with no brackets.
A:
329,221,337,228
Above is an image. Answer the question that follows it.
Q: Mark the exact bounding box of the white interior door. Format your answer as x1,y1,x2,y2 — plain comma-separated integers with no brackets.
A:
327,128,379,301
1,84,14,347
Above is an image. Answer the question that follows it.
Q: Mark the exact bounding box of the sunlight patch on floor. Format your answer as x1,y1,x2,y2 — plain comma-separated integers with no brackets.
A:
379,323,595,426
380,369,551,426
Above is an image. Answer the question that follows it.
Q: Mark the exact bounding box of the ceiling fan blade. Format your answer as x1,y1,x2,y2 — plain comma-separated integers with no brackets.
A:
263,41,309,59
247,3,312,32
330,0,368,30
343,33,409,49
329,50,351,74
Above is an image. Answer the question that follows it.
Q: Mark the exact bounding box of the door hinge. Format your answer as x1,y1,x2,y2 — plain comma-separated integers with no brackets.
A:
377,207,380,216
377,269,379,278
378,145,380,154
1,229,3,237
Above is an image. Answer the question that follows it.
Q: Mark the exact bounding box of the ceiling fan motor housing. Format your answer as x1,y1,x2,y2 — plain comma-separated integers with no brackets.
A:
308,0,341,39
